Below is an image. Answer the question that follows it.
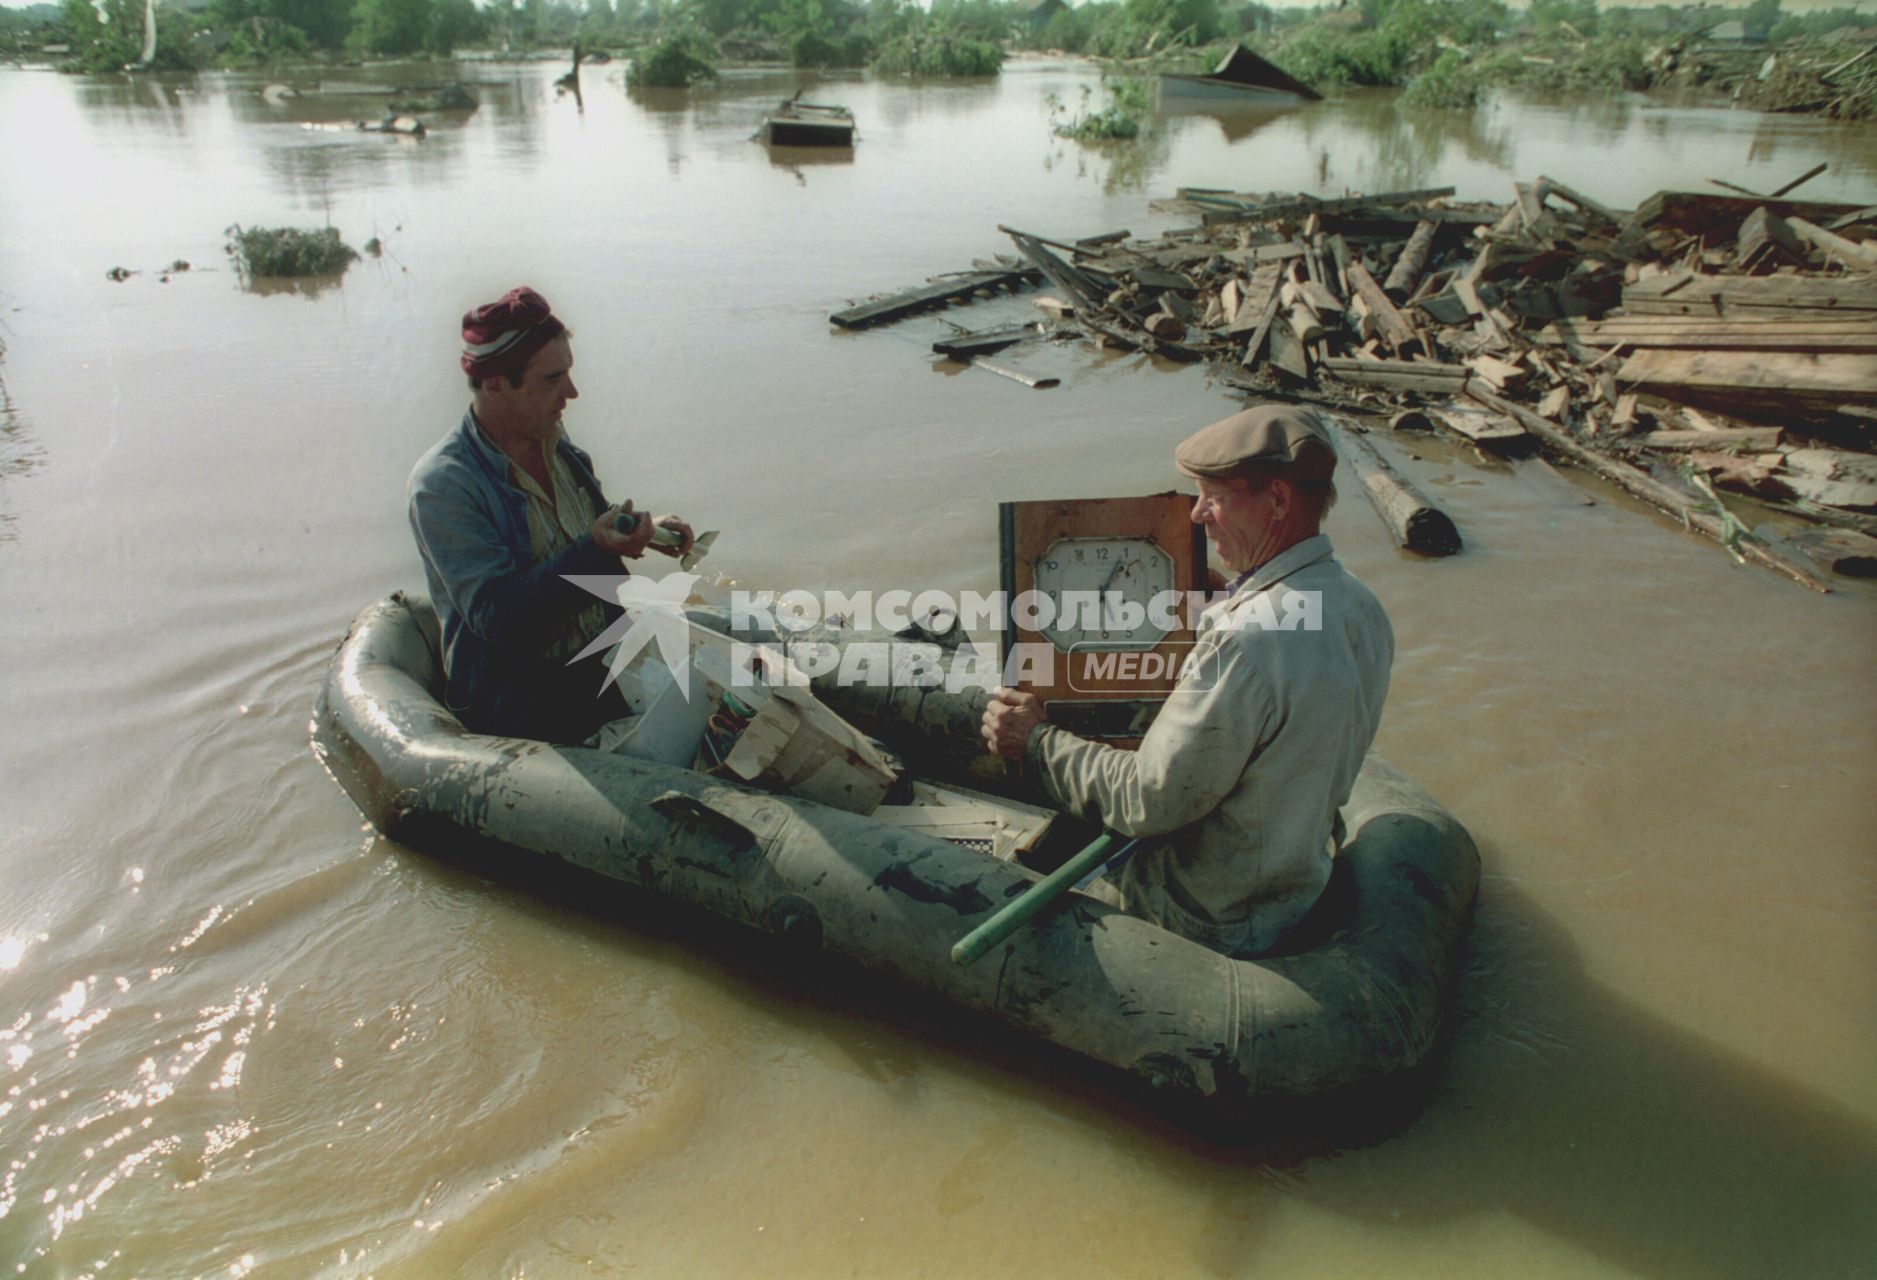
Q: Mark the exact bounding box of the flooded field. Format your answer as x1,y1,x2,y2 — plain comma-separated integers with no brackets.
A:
0,57,1874,1277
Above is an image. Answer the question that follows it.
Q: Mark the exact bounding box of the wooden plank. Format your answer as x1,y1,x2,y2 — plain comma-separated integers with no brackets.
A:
1429,401,1530,449
1634,428,1784,451
1232,270,1282,340
1620,271,1877,319
1184,186,1458,223
1536,175,1625,226
932,323,1040,359
831,268,1033,329
1266,313,1311,379
1466,354,1526,390
1240,288,1283,370
1617,348,1877,400
1536,316,1877,351
1632,190,1865,239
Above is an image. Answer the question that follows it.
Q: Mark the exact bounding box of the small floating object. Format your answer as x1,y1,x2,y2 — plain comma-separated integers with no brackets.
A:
761,96,854,147
357,114,426,137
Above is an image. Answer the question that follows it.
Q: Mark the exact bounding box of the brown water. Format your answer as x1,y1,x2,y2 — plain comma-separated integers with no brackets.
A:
1,57,1874,1278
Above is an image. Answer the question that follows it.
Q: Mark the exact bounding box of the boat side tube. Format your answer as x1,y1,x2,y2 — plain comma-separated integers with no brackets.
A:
314,595,1480,1110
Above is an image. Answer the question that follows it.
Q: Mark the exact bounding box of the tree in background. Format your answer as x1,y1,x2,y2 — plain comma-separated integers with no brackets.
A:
350,0,430,55
59,0,197,69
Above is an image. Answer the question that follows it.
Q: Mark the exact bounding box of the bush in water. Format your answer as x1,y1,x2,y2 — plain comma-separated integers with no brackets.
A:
225,225,360,280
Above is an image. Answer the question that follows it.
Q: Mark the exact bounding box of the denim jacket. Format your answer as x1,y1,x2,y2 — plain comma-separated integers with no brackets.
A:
408,410,623,742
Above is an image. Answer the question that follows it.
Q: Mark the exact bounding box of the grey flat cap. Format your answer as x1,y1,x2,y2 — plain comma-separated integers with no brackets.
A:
1175,405,1336,481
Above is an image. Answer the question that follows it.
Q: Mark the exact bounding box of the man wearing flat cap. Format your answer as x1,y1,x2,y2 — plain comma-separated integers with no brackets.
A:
982,405,1393,957
409,286,693,743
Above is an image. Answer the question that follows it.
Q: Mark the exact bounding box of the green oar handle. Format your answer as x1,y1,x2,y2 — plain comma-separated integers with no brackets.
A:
951,832,1129,967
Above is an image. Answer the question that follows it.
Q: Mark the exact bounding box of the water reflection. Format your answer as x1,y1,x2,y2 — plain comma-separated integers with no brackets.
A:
1294,93,1515,191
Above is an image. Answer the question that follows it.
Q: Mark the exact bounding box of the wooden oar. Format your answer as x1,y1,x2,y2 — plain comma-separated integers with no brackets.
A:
951,832,1138,966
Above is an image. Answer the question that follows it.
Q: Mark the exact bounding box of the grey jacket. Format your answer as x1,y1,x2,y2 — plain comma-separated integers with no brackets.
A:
1027,535,1393,955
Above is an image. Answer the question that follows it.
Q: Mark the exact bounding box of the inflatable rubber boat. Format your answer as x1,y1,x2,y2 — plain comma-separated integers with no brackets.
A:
312,594,1480,1114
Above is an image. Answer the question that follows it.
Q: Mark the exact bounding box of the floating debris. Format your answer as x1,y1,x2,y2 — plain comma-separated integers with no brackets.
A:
839,171,1877,587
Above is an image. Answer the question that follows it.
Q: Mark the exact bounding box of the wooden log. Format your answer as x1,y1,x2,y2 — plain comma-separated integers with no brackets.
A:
1383,220,1437,300
1634,428,1784,451
1786,216,1877,271
831,267,1034,329
1319,357,1470,393
1335,428,1463,556
1345,260,1417,353
1145,311,1188,342
1467,387,1831,592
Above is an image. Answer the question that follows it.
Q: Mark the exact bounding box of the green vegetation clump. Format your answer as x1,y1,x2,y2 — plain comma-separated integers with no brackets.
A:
225,225,359,280
627,32,719,88
1402,48,1481,108
1051,78,1150,141
872,32,1002,76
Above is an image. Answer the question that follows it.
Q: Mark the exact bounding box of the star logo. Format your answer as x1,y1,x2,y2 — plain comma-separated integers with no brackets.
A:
564,569,703,698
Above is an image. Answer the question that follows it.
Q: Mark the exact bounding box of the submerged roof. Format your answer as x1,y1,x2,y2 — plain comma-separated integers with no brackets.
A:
1208,45,1322,101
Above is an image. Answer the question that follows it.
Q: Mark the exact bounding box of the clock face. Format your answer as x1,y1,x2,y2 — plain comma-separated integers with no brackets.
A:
1032,536,1176,652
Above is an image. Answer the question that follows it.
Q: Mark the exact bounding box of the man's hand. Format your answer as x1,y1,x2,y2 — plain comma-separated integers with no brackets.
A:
592,501,655,560
981,686,1046,760
646,514,695,558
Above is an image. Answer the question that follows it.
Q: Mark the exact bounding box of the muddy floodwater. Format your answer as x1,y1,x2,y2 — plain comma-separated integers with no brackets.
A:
1,56,1874,1277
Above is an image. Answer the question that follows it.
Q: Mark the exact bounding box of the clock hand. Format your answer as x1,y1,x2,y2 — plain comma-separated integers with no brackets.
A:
1099,556,1135,627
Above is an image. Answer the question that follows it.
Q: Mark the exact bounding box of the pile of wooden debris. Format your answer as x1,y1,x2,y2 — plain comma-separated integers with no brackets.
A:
832,173,1877,588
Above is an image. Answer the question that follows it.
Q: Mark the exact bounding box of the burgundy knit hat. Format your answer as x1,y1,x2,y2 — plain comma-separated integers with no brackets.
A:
460,286,565,380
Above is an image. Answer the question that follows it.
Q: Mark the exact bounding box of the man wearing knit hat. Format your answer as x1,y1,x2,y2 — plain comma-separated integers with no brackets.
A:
981,405,1393,957
409,286,694,744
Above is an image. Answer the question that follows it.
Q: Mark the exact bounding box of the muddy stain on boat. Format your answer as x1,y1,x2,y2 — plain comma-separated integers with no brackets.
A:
0,59,1873,1278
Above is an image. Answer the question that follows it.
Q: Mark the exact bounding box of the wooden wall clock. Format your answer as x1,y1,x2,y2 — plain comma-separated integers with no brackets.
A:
999,493,1208,747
